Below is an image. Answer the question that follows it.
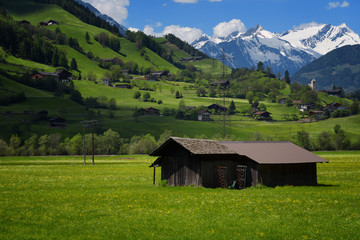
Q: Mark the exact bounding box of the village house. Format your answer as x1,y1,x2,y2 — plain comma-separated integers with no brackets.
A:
47,20,59,25
150,137,328,188
253,111,272,120
49,117,66,127
211,80,230,88
115,84,132,89
39,20,59,26
323,103,341,114
319,89,343,97
19,20,30,25
278,98,288,104
146,71,168,81
31,69,72,83
180,57,193,62
308,110,325,120
197,110,212,121
140,107,160,116
208,103,228,114
101,78,112,86
101,58,115,64
297,103,316,112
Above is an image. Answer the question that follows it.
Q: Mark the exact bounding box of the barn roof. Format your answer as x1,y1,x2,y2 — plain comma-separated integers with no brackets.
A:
150,137,237,156
219,141,328,164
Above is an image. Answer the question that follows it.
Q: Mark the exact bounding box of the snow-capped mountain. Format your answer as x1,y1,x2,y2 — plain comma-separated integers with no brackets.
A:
73,0,127,35
192,23,360,74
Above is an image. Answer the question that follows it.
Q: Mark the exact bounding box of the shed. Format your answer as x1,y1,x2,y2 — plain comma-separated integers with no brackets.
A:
208,103,228,113
49,117,66,127
253,111,272,120
198,110,212,121
150,138,328,188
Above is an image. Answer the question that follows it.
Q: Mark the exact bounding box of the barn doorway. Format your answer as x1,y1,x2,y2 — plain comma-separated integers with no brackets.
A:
237,165,247,189
215,166,227,188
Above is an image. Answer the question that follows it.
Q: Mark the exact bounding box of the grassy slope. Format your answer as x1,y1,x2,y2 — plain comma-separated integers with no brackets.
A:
1,0,178,79
0,152,359,239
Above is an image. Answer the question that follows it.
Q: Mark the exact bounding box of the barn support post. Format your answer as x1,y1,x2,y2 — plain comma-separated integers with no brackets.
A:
83,121,86,166
153,165,156,185
91,120,95,165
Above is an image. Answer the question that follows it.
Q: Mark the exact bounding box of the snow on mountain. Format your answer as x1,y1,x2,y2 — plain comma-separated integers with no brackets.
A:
192,23,360,74
280,23,360,55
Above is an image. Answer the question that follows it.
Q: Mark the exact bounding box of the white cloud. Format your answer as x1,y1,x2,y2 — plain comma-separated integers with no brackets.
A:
163,25,203,43
81,0,130,24
137,25,202,43
173,0,198,3
128,27,140,32
328,1,350,9
341,1,350,7
143,25,162,37
209,0,222,2
293,22,323,30
213,19,247,38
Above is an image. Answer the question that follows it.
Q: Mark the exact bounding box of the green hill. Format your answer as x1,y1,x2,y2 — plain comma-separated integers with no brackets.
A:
0,0,359,150
292,44,360,92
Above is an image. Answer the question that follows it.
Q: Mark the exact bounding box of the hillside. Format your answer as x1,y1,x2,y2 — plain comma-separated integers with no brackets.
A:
0,0,359,151
292,44,360,91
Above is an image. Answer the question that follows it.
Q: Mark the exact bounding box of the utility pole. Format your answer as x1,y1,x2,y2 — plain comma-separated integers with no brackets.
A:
81,120,98,166
215,47,233,139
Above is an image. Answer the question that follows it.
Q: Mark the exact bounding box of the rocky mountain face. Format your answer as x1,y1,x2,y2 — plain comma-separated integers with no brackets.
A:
192,23,360,75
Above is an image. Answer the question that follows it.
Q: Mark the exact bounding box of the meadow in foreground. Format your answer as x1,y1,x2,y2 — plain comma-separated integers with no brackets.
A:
0,152,359,239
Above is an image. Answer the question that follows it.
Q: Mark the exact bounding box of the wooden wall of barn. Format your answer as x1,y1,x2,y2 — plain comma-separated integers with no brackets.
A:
160,148,201,186
258,163,317,186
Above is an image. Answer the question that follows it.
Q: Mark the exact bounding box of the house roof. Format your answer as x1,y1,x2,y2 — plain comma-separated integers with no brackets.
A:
219,141,328,164
150,137,237,156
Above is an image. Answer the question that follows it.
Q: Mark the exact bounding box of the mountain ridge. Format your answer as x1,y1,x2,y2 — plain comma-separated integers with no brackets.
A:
192,23,360,75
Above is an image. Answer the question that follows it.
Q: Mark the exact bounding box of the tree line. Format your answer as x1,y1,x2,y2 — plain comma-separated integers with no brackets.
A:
0,129,173,156
295,124,360,151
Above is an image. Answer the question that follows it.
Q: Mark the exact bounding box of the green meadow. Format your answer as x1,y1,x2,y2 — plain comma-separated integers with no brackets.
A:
1,152,360,239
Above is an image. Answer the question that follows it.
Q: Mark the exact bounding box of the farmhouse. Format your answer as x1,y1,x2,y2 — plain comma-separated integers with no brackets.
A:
140,107,160,116
208,103,228,113
31,69,72,83
211,80,230,88
197,110,212,121
150,137,328,188
253,111,272,120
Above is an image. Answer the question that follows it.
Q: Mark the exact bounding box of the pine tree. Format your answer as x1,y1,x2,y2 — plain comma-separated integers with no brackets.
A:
284,70,290,84
257,61,264,71
229,100,236,115
70,58,78,71
85,31,90,43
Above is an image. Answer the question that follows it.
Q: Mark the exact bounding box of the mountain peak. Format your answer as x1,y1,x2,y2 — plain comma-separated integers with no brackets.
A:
243,24,264,37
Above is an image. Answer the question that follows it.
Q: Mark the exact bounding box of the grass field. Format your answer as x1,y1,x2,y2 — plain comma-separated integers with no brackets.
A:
1,152,359,239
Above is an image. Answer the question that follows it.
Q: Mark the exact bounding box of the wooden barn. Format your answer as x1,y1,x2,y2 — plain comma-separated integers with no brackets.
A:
150,137,328,188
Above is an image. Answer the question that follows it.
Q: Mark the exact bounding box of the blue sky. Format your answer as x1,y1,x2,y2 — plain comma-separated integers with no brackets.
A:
83,0,359,42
